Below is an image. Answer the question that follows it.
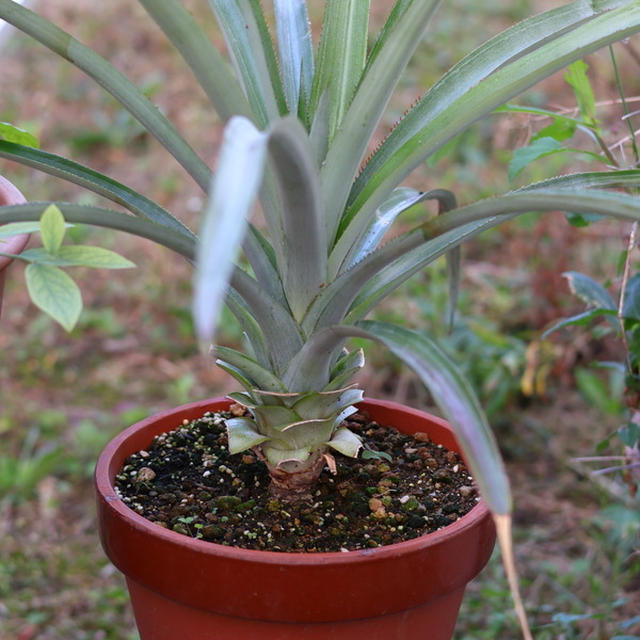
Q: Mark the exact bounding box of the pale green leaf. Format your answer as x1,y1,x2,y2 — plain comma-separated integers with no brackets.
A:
226,417,270,454
326,427,362,458
213,345,286,393
322,0,441,246
208,0,285,127
509,137,562,181
57,246,135,269
274,0,314,113
39,204,66,255
25,263,82,331
0,221,41,238
193,116,268,343
267,116,326,320
262,444,312,467
343,0,640,263
137,0,253,123
563,270,616,309
565,59,598,127
310,0,370,142
0,141,193,238
0,122,39,148
351,320,511,515
0,203,196,262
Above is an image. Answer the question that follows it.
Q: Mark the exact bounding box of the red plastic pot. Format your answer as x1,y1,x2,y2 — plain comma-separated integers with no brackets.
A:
96,397,496,640
0,175,29,317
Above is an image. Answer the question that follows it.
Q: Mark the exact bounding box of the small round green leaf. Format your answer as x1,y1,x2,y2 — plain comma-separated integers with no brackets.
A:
25,263,82,331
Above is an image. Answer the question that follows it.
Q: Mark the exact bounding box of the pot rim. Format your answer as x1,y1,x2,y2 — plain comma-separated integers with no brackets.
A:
0,175,29,270
96,396,492,566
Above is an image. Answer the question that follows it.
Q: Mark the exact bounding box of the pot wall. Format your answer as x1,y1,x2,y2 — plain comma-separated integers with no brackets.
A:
0,175,29,316
95,398,496,640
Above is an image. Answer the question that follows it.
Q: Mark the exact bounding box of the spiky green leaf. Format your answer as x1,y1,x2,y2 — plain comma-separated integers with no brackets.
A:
310,0,370,143
267,116,326,320
207,0,285,126
342,0,640,263
0,142,194,238
274,0,314,113
138,0,253,123
351,320,511,515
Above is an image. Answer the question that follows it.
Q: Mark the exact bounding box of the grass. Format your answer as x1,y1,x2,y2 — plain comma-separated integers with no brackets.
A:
1,0,639,638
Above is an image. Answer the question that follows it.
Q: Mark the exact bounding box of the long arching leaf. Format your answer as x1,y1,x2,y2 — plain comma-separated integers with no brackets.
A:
0,202,196,260
321,0,442,245
193,117,268,343
274,0,314,114
0,141,194,238
267,117,326,321
207,0,286,127
137,0,253,123
0,0,211,191
334,0,640,269
310,0,370,145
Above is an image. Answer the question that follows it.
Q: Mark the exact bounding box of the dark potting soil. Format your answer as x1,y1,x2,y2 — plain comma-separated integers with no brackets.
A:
114,407,479,552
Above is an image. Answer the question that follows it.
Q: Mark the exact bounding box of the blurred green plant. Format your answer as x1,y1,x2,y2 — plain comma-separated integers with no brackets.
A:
0,427,64,502
0,204,135,329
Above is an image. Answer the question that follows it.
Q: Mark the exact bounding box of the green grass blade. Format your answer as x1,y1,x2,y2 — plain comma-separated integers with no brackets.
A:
137,0,253,122
0,141,194,239
274,0,314,114
335,0,640,268
310,0,370,145
207,0,286,127
0,0,210,191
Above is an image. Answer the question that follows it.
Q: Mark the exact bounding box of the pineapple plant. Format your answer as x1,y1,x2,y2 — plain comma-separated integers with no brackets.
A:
3,2,640,634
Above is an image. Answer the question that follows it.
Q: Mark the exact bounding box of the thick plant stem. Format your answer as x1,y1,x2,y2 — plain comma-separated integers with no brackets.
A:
265,454,326,501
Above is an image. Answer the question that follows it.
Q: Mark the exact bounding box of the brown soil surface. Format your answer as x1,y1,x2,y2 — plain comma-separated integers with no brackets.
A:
114,408,478,552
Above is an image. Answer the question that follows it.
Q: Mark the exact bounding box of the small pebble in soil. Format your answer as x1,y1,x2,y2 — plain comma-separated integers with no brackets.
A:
114,410,479,552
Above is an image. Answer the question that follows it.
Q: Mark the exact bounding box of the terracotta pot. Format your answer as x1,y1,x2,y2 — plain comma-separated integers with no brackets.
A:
95,397,496,640
0,175,29,317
